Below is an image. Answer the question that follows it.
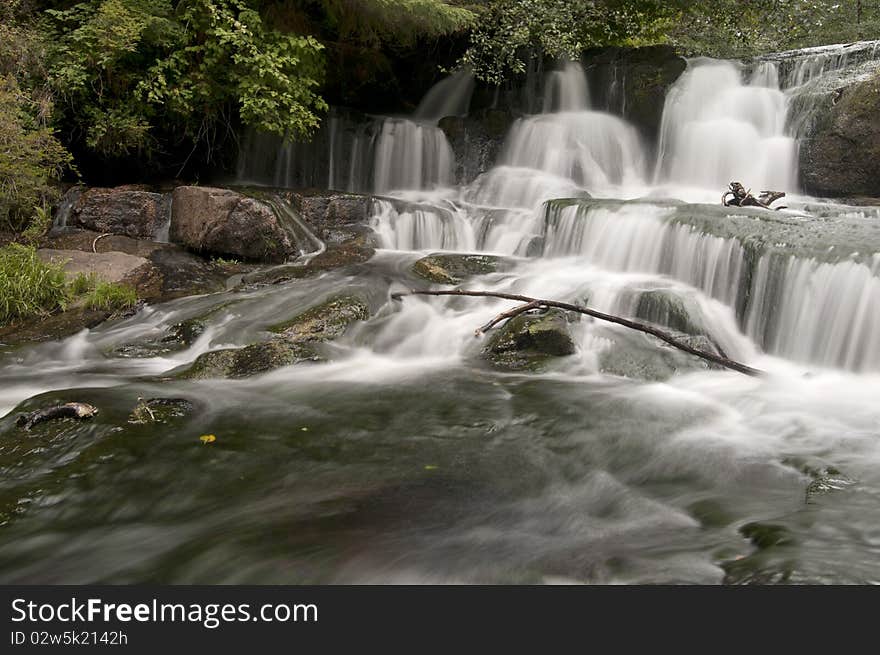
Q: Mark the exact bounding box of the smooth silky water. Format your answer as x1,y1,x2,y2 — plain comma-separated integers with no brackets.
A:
3,50,880,583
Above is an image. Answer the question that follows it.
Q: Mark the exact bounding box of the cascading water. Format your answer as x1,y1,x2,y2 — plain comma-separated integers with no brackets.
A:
5,50,880,584
654,58,797,191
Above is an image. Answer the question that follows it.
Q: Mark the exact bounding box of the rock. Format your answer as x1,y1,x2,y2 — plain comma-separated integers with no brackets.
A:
170,186,296,262
598,329,725,381
181,341,321,380
281,190,374,241
127,398,195,424
483,309,577,371
584,45,687,143
37,249,149,285
238,233,375,287
412,253,507,285
180,295,370,379
65,186,170,240
633,289,704,336
16,402,99,431
0,306,112,346
44,229,235,303
269,295,371,342
440,110,514,184
799,69,880,197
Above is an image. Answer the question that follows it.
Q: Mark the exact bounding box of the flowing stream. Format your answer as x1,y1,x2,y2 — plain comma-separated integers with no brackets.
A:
3,47,880,583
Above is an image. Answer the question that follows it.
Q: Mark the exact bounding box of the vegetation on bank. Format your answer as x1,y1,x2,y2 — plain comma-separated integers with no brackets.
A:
0,244,137,325
1,0,878,235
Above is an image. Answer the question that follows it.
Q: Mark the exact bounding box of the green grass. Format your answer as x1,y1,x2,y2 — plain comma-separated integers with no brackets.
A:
0,243,68,324
81,280,137,312
0,244,139,325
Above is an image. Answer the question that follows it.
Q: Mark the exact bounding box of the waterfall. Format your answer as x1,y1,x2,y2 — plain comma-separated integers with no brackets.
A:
655,58,797,191
543,61,591,112
414,69,475,121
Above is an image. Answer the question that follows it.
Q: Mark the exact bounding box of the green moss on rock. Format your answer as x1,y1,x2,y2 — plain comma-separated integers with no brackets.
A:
270,295,370,342
483,309,576,371
412,253,506,285
182,341,321,380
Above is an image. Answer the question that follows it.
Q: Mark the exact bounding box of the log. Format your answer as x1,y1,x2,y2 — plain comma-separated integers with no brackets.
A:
722,181,786,210
16,402,99,431
391,289,764,377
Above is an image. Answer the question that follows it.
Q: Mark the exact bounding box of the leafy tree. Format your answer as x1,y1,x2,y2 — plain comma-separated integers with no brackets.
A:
0,0,73,232
42,0,327,163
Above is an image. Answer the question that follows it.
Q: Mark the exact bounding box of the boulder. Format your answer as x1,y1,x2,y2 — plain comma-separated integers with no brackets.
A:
181,341,321,380
37,249,149,285
598,329,725,381
270,295,370,343
412,253,507,285
282,191,374,240
180,295,370,379
483,309,577,371
170,186,296,262
65,186,170,240
799,70,880,197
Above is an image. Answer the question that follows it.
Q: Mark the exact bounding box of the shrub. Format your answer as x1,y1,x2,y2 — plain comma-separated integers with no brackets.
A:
0,243,69,324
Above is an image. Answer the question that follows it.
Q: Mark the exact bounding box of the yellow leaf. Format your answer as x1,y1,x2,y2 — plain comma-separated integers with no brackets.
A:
424,465,438,471
199,434,216,444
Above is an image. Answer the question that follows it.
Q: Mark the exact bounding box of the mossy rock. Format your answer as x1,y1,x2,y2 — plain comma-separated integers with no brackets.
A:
634,290,704,336
412,253,506,285
739,522,797,550
128,397,195,424
181,341,321,380
483,309,576,371
599,330,725,381
270,295,370,343
238,235,375,287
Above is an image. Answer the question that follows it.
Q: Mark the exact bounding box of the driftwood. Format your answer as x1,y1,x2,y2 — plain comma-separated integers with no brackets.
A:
15,402,99,431
392,289,764,377
722,181,786,210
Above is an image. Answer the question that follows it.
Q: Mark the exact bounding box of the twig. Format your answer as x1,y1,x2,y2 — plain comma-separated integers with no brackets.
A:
392,289,765,377
92,233,112,253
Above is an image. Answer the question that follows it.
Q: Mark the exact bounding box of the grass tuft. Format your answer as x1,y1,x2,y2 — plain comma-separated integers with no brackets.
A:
0,243,68,324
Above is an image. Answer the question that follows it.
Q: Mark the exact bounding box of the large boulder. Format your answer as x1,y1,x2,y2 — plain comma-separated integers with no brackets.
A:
799,70,880,197
439,109,515,184
65,186,170,240
170,186,296,262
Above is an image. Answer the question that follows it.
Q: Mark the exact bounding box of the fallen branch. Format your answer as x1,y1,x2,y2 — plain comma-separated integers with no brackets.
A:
392,289,764,377
16,402,99,431
92,233,112,253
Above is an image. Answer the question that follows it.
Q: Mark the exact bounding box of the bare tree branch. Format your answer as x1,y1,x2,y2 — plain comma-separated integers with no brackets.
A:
392,289,765,377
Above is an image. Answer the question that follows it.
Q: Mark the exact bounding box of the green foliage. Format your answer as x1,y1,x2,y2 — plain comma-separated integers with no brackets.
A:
460,0,880,81
314,0,475,47
0,76,73,232
0,243,69,325
81,280,138,311
43,0,328,161
67,271,137,311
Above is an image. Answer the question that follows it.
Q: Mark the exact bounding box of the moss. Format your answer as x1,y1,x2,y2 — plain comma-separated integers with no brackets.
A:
127,397,195,424
483,309,576,371
411,253,505,285
181,341,321,380
269,295,370,342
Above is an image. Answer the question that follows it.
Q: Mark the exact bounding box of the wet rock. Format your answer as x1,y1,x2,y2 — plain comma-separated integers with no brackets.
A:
0,306,112,346
440,109,514,184
483,309,576,371
238,234,375,287
270,295,370,343
65,186,170,240
412,253,507,285
739,522,797,550
721,521,799,584
687,498,736,529
599,329,725,381
181,341,321,380
781,456,857,502
584,45,687,142
179,296,369,379
799,69,880,197
127,398,195,424
280,191,374,241
170,186,296,262
633,290,704,336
